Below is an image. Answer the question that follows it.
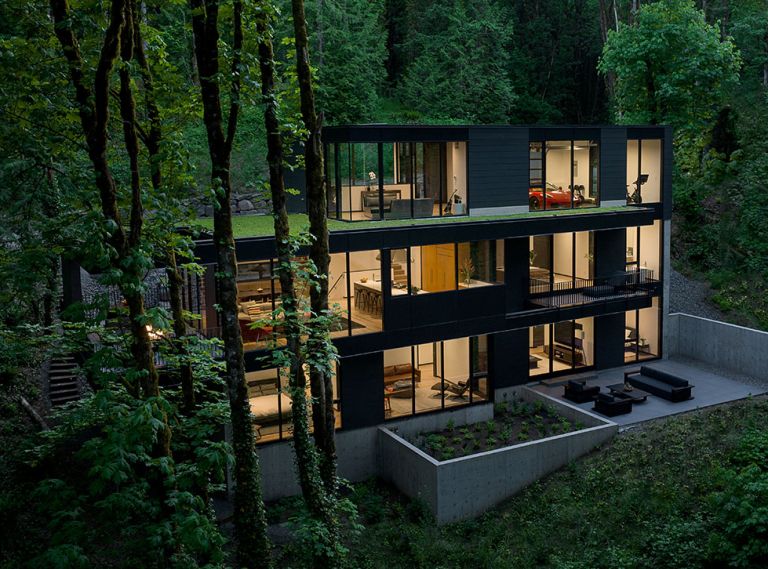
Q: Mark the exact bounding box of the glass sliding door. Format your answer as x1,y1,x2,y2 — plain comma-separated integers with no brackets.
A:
383,335,489,419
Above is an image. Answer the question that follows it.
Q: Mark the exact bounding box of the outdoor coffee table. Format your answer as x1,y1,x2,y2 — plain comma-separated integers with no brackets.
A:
606,383,649,403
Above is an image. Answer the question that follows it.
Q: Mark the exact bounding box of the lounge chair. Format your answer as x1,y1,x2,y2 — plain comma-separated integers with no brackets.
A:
431,379,470,398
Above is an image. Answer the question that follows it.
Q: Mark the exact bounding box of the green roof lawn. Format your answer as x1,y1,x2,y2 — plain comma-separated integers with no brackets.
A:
194,205,632,239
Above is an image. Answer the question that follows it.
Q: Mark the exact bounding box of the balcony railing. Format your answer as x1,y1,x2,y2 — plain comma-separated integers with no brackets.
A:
528,269,659,309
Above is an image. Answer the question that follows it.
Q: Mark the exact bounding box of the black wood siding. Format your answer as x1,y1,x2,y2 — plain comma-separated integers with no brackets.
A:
600,126,628,202
593,313,626,370
339,352,385,429
467,127,529,209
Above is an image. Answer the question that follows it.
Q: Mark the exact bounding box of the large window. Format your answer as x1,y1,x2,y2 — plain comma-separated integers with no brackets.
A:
626,139,662,204
384,335,488,419
248,364,341,444
626,220,662,282
529,232,593,297
390,241,504,296
530,140,599,211
529,318,593,377
327,141,467,221
625,298,661,363
237,251,382,350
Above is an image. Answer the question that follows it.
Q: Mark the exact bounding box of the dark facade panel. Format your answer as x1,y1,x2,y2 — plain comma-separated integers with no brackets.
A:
324,125,470,143
663,126,673,220
593,313,626,370
600,126,628,203
339,352,385,429
490,329,530,389
593,228,626,279
468,127,529,209
505,237,529,313
328,293,653,359
529,127,601,141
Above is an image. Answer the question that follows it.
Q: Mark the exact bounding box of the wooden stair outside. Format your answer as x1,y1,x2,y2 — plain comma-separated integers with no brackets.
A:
48,356,82,406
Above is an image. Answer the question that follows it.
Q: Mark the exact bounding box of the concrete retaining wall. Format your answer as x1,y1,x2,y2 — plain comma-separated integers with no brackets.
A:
667,313,768,380
258,402,493,501
379,387,617,524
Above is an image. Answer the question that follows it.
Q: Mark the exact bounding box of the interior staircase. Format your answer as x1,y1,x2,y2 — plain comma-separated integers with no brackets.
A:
47,356,82,407
392,262,407,287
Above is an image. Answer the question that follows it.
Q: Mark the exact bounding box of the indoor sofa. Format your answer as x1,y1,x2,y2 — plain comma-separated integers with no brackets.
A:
626,365,694,402
383,363,421,386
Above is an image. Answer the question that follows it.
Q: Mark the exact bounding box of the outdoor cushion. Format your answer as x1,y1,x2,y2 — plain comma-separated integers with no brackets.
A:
640,366,689,388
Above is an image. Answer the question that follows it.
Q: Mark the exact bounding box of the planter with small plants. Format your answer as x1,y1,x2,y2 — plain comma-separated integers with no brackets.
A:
412,396,585,461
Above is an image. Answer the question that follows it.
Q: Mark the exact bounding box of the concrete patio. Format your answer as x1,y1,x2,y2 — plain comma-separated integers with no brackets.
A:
531,357,767,427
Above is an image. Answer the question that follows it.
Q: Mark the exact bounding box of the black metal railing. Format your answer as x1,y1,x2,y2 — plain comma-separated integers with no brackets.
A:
528,269,659,308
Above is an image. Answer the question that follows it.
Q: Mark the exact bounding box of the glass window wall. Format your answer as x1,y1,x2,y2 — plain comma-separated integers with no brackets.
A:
237,250,382,349
529,318,594,377
326,141,467,221
626,138,662,204
625,298,661,363
626,220,662,283
249,363,341,444
384,335,489,419
390,241,503,296
530,140,599,211
529,232,593,297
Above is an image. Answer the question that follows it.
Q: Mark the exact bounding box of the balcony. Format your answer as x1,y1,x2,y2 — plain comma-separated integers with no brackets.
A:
528,269,659,309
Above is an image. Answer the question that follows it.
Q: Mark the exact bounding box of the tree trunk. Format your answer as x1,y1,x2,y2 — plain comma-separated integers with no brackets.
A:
129,2,196,411
189,1,271,566
291,0,338,497
49,0,161,399
256,5,341,567
167,253,195,411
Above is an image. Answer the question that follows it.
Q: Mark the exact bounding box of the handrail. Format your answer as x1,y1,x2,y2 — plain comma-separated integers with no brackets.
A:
527,269,659,309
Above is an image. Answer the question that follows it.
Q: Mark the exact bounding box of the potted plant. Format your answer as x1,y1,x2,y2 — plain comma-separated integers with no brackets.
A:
460,257,474,285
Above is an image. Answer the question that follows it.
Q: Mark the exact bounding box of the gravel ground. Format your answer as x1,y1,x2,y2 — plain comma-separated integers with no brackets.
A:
668,267,729,321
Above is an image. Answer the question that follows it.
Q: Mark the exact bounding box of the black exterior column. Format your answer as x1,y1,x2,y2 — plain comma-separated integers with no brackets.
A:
339,352,385,429
593,228,627,369
504,237,529,313
60,258,82,315
489,329,529,389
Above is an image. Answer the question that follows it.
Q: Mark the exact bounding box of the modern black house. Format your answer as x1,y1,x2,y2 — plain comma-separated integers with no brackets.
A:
191,124,671,444
64,124,672,498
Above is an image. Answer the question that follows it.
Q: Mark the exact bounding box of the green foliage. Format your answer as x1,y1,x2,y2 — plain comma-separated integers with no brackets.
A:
707,428,768,567
396,0,516,122
599,0,740,157
26,387,230,568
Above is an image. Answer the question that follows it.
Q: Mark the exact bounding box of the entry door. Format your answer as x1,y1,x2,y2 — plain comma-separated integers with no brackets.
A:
422,244,456,292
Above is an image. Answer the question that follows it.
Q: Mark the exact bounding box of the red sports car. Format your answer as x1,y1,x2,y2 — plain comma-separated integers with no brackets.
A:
529,183,583,210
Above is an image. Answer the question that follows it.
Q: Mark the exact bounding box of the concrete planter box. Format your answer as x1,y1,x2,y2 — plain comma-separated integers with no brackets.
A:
378,387,617,524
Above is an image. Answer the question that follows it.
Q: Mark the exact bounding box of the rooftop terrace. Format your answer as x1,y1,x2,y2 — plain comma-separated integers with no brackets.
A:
195,205,632,240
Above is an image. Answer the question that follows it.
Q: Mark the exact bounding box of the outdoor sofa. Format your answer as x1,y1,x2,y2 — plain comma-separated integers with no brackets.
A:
626,365,694,402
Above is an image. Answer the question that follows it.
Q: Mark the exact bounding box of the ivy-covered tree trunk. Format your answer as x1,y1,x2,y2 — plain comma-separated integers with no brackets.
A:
49,0,160,401
189,1,271,566
256,5,342,567
291,0,338,495
128,2,196,411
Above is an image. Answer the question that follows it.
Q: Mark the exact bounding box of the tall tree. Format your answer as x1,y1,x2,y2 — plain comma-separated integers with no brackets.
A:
292,0,338,497
188,1,271,565
599,0,739,160
49,0,161,402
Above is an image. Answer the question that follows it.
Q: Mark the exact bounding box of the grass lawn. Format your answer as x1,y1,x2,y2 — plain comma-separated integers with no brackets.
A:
194,205,631,239
273,396,768,568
